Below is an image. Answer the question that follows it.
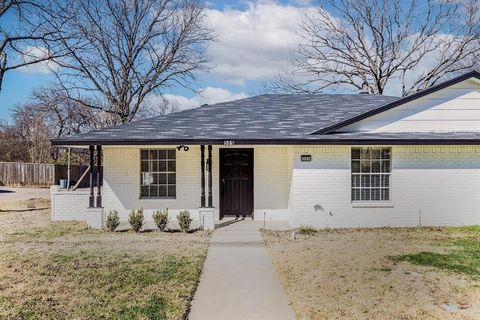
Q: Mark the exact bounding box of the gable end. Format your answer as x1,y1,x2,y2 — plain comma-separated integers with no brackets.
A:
313,70,480,135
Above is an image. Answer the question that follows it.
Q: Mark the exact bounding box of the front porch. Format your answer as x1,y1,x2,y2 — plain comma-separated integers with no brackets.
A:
50,145,294,229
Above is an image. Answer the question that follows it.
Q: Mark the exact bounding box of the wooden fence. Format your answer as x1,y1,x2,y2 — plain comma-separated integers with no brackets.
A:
0,162,94,187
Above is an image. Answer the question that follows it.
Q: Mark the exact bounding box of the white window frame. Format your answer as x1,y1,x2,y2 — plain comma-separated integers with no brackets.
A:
140,149,176,199
351,146,392,205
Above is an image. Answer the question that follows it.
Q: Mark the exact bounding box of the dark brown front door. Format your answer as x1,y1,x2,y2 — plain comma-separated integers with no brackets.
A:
220,149,254,219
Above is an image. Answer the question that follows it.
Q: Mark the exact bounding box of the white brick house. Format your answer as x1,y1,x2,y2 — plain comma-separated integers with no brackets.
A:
52,71,480,229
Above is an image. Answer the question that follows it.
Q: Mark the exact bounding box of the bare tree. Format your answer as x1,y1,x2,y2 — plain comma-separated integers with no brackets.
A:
0,0,65,92
29,87,116,161
272,0,480,96
1,89,97,163
8,103,52,163
31,87,116,137
0,120,29,162
42,0,213,123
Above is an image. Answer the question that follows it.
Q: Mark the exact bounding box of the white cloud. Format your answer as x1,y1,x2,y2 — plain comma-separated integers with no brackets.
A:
147,87,248,113
16,46,58,74
205,2,310,85
15,2,310,85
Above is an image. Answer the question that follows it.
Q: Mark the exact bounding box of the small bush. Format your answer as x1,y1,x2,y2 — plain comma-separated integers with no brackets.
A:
106,210,120,231
129,208,144,232
152,209,169,231
177,210,192,233
297,226,317,236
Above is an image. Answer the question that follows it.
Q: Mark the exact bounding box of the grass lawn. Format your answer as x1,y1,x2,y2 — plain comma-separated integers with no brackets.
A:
390,226,480,278
263,226,480,320
0,200,210,319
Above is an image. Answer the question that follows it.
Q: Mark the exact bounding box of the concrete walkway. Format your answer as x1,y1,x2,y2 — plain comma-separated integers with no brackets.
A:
189,218,295,320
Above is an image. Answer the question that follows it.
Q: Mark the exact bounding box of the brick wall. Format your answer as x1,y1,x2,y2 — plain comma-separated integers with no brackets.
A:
64,144,480,228
102,145,293,223
253,146,292,221
289,145,480,228
50,186,89,221
102,146,203,221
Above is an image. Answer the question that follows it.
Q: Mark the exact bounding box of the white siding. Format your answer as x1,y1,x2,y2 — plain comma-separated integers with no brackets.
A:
342,78,480,132
289,145,480,228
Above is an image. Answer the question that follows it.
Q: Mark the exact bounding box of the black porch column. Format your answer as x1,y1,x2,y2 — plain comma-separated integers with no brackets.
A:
96,145,102,207
200,145,206,207
88,145,95,207
207,145,213,207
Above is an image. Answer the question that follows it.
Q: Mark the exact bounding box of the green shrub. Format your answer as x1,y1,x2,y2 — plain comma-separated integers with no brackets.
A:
152,209,169,231
106,210,120,231
177,210,192,233
297,226,317,235
128,208,144,232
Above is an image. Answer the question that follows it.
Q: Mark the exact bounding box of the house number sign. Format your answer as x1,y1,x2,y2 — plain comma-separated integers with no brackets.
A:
301,154,312,162
224,140,235,145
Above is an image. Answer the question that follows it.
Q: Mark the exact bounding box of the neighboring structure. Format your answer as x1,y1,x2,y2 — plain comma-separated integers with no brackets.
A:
52,71,480,229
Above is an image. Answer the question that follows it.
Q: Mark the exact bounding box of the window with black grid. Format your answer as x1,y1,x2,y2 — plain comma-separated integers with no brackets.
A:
351,147,391,202
140,149,176,198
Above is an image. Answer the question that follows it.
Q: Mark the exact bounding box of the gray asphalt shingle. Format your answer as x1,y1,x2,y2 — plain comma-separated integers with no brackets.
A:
50,71,480,145
52,94,399,145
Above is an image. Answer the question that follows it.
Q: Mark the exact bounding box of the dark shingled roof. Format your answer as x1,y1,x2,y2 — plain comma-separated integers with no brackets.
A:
52,71,480,146
52,94,399,145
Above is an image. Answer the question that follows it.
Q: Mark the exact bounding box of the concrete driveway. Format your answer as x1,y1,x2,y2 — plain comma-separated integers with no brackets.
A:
0,187,50,202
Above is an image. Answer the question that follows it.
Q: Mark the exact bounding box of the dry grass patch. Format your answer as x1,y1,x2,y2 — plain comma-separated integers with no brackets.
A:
0,203,210,319
263,227,480,320
0,198,50,212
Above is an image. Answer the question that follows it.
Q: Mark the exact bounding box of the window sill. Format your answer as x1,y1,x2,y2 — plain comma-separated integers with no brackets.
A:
139,197,176,200
351,202,394,208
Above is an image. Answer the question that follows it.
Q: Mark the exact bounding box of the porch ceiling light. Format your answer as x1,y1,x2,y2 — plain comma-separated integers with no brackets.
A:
176,145,189,151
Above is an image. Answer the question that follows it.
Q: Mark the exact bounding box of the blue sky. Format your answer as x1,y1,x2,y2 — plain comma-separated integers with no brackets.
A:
0,0,315,121
2,0,453,121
